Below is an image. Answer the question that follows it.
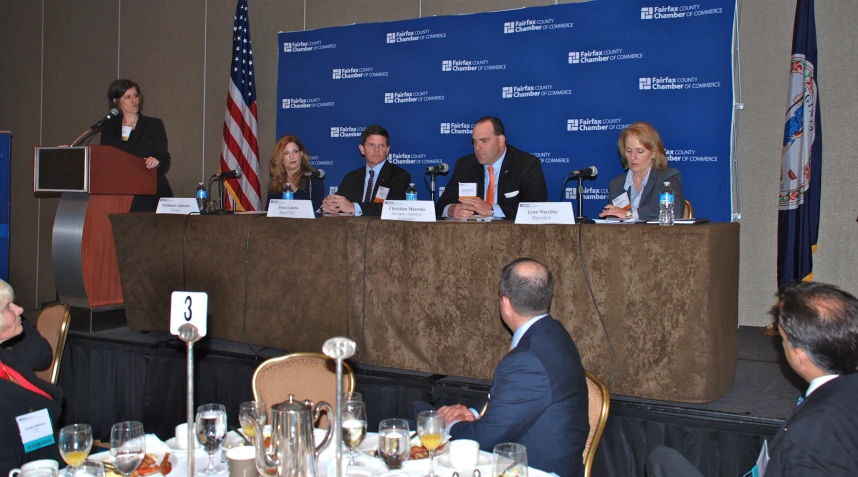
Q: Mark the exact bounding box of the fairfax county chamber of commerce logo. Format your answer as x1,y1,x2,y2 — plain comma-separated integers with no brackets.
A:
502,84,572,99
440,122,474,135
384,91,445,104
283,40,336,53
503,18,574,34
309,155,334,167
566,118,627,132
332,67,389,79
665,148,718,163
330,126,364,138
385,29,446,43
329,186,339,195
640,5,724,20
638,76,721,90
281,97,335,109
441,60,507,72
389,152,446,166
568,49,643,64
532,151,570,165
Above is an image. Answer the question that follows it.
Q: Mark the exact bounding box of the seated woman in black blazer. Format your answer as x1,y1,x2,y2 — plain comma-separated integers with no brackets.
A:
599,121,685,221
265,135,324,212
0,279,63,474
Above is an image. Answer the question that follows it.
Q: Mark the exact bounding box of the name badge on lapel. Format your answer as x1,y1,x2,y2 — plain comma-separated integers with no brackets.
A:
16,408,55,452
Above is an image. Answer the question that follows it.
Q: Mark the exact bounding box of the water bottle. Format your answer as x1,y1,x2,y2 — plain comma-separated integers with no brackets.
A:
195,182,207,212
659,181,674,226
282,184,294,200
405,183,418,201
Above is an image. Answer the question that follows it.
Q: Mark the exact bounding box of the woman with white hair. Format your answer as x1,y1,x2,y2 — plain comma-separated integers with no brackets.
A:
0,279,63,475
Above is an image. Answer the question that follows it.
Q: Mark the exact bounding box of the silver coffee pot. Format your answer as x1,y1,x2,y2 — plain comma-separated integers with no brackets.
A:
250,395,333,477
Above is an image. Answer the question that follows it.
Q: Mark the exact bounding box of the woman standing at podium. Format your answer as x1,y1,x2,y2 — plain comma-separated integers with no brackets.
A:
100,79,174,212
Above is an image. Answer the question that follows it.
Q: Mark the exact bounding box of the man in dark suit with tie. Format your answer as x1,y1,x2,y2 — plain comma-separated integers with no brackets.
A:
321,125,411,216
438,258,589,477
646,281,858,477
436,117,547,219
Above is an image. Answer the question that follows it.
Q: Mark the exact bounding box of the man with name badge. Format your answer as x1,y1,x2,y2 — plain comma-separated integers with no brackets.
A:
646,281,858,477
436,116,547,220
438,258,589,477
322,125,411,216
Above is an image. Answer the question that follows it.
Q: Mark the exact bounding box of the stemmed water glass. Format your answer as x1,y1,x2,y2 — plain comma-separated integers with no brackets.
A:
196,403,228,475
109,421,145,477
59,424,93,476
492,442,528,477
378,418,410,470
417,410,445,477
238,401,267,443
341,400,367,467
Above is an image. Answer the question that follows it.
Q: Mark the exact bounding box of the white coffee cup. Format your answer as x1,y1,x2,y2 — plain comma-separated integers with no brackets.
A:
226,446,258,477
449,439,480,468
9,460,60,477
175,422,200,450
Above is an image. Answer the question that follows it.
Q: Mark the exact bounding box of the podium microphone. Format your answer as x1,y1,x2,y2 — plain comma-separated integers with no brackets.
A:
90,108,121,130
569,166,598,179
304,169,325,179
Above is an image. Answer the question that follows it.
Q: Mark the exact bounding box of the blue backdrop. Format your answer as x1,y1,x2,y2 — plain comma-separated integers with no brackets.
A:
0,132,10,281
277,0,735,221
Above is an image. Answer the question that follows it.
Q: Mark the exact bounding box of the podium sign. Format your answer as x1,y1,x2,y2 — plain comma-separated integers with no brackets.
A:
34,147,88,192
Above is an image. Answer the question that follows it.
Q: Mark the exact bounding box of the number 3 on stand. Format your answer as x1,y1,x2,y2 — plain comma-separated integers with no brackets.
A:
170,291,209,338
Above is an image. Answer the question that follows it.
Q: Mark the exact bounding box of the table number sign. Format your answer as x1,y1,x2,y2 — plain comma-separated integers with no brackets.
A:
170,291,208,338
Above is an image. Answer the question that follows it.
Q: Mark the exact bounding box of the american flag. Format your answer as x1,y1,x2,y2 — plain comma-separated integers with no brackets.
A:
220,0,261,211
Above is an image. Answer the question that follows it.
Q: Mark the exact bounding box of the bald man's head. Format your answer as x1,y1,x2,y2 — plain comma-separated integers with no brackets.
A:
499,258,554,317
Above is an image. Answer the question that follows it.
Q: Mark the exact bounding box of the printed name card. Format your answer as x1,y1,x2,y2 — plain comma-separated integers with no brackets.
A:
156,198,200,214
16,409,54,452
514,202,576,225
267,199,316,219
459,183,477,198
381,200,437,222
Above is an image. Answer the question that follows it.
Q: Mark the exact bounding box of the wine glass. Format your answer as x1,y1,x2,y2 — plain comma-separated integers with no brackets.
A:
341,400,367,467
59,424,93,475
72,462,104,477
492,442,528,477
417,410,445,477
196,403,228,475
109,421,145,477
378,418,410,470
237,401,266,442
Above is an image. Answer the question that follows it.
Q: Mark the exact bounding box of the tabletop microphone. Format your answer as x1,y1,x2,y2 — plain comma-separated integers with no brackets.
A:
425,163,449,174
304,169,325,179
217,169,243,180
90,108,120,130
569,166,598,179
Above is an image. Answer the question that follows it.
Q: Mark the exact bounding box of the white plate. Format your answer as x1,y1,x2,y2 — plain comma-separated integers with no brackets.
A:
437,454,491,470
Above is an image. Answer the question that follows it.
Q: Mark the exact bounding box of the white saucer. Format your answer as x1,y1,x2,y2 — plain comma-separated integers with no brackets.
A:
437,454,491,470
164,437,205,455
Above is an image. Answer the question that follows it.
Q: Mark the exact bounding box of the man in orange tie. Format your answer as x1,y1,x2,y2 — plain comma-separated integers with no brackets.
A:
436,117,547,219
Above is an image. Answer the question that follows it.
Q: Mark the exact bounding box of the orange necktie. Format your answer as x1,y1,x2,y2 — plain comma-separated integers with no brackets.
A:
486,166,495,205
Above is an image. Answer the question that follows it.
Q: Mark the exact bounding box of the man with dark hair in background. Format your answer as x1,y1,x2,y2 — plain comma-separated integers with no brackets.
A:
647,281,858,477
438,258,589,477
322,124,411,216
436,117,547,219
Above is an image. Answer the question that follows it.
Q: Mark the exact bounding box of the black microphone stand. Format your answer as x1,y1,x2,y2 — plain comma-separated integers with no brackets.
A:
428,171,438,202
207,175,233,215
562,174,595,223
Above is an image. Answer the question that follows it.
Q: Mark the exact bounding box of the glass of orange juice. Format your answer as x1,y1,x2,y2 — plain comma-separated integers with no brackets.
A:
59,424,93,475
238,401,266,441
417,411,445,477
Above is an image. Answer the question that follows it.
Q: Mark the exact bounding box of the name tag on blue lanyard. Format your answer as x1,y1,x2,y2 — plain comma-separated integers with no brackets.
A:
16,408,55,452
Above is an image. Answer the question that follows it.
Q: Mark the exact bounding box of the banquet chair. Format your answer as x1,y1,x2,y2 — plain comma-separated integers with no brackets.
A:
252,352,355,425
583,370,610,477
34,302,72,384
683,199,694,219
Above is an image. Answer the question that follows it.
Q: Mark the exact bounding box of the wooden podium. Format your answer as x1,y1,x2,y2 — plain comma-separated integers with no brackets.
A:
34,145,155,331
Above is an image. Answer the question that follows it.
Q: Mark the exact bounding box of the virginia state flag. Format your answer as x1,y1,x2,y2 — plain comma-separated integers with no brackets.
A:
777,0,822,285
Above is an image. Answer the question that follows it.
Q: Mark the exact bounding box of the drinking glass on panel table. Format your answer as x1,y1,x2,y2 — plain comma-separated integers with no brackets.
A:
417,410,445,477
59,424,92,475
378,418,410,470
238,401,267,442
109,421,145,477
492,442,528,477
71,462,104,477
196,403,228,475
341,400,367,467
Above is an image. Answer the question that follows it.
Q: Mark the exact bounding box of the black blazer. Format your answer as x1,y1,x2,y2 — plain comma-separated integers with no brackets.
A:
0,323,63,475
435,144,547,219
335,161,411,216
449,316,589,477
764,373,858,476
100,115,174,211
607,166,685,220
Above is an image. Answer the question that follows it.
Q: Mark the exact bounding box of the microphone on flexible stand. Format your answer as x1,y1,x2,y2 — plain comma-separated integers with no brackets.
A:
562,165,598,223
207,169,243,214
70,108,121,146
425,163,449,202
568,166,598,179
304,169,325,179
